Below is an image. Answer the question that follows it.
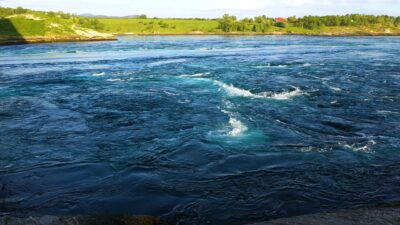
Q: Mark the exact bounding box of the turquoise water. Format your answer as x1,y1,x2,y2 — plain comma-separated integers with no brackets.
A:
0,36,400,224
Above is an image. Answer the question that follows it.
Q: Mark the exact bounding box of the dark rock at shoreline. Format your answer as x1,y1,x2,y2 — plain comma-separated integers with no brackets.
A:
0,215,170,225
250,207,400,225
2,207,400,225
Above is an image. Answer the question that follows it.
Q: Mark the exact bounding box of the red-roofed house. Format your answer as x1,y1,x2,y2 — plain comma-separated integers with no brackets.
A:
275,17,287,23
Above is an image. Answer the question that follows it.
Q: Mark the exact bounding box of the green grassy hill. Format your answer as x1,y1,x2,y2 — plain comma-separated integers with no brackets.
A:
98,18,220,34
1,6,400,44
0,6,114,43
97,14,400,35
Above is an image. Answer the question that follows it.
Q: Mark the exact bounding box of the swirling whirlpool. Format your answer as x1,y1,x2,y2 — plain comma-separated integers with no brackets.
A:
0,36,399,224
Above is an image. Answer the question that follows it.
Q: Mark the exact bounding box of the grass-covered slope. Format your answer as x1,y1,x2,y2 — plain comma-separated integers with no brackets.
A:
98,14,400,36
98,18,219,34
0,7,115,44
1,6,400,44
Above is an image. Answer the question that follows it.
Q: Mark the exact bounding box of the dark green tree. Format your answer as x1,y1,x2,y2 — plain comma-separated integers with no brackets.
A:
219,14,237,32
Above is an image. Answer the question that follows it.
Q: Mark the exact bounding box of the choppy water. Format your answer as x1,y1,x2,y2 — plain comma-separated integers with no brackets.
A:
0,36,400,225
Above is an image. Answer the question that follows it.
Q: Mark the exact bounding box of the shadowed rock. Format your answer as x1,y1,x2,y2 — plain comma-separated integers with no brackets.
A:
0,215,170,225
250,207,400,225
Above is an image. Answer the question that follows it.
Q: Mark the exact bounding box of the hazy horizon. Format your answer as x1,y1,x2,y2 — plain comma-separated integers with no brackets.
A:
0,0,399,18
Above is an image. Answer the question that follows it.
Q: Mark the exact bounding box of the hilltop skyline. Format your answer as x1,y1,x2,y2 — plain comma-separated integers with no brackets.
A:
0,0,399,18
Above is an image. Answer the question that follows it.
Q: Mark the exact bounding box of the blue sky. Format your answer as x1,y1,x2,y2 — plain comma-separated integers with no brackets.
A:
1,0,399,18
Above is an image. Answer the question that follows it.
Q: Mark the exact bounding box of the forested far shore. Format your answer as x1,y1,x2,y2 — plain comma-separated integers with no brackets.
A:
1,6,400,43
217,14,400,32
99,14,400,35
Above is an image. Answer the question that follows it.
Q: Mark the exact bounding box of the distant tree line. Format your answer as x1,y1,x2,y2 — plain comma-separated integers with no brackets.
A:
296,15,400,29
218,14,400,32
137,14,147,19
76,17,104,30
0,6,30,17
2,6,400,33
219,14,277,32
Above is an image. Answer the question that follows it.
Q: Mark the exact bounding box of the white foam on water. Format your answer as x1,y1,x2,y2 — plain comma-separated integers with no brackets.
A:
222,100,235,110
329,86,342,92
179,72,210,77
92,72,105,76
300,146,329,153
147,59,187,67
213,80,257,98
342,140,377,153
310,75,330,81
228,117,248,136
344,144,370,152
324,82,342,92
207,103,267,143
255,64,288,69
178,99,191,104
106,78,123,82
221,109,248,137
192,78,303,100
106,77,140,82
254,63,270,69
197,47,228,51
377,110,398,114
260,87,303,100
112,71,135,75
163,90,180,96
207,112,266,145
303,63,312,67
198,47,214,51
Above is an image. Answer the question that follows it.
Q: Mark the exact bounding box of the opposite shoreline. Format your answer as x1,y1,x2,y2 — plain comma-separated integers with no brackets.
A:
1,32,400,46
115,32,400,37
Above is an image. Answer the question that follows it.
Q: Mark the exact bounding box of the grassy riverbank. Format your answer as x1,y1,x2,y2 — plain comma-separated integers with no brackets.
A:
98,18,219,34
98,17,400,36
1,6,400,45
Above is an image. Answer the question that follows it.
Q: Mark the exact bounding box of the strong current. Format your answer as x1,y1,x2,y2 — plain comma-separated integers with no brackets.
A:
0,36,399,224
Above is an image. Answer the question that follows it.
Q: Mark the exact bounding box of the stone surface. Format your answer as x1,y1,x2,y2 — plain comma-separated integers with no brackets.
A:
250,207,400,225
0,215,170,225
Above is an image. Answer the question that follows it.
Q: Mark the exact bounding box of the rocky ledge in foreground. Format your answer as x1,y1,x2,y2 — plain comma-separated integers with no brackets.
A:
2,207,400,225
250,207,400,225
0,215,170,225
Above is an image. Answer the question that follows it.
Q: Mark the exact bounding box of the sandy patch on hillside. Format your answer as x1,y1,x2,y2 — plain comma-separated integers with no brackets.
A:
6,14,43,20
49,23,60,28
190,31,205,34
72,25,114,38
